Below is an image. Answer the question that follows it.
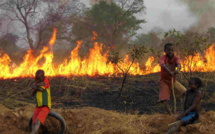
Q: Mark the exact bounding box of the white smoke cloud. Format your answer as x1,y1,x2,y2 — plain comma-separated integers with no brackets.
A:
136,0,199,33
80,0,200,34
179,0,215,33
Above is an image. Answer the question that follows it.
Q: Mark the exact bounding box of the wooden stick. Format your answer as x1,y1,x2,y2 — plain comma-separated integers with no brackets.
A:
172,77,176,114
168,121,177,126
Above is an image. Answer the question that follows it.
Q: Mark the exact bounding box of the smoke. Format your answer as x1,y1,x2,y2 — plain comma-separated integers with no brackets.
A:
180,0,215,33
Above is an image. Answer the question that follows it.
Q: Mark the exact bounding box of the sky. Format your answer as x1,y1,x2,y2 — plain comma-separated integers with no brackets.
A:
0,0,204,48
137,0,198,33
0,0,202,35
80,0,199,33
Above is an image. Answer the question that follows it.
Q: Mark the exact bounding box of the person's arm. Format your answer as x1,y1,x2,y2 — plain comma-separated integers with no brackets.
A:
161,64,174,76
177,90,202,120
31,88,37,97
36,82,46,86
36,86,46,92
31,82,46,96
159,56,174,76
36,82,46,92
31,84,37,97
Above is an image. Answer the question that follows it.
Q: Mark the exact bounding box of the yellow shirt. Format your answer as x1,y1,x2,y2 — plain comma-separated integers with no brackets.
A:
36,77,51,109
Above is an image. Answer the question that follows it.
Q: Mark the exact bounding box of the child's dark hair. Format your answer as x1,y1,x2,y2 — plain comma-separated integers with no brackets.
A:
164,43,173,51
35,69,45,77
190,77,202,88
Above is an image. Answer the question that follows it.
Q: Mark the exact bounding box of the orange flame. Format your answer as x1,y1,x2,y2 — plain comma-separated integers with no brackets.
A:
0,29,215,79
49,28,57,47
91,31,97,42
180,44,215,72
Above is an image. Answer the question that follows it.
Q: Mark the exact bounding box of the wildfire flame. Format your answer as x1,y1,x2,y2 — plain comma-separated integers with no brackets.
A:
0,29,214,79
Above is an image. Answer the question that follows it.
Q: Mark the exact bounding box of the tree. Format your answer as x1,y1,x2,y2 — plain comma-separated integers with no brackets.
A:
207,27,215,44
0,0,86,50
72,0,146,48
149,32,161,48
133,32,161,47
1,0,43,49
0,33,19,51
133,33,151,46
0,33,25,63
108,44,147,99
132,32,162,60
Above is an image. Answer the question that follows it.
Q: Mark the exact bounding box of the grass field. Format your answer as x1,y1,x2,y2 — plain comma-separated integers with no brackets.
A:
0,72,214,133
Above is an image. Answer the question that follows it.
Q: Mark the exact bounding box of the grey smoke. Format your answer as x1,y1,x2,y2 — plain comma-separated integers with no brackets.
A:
179,0,215,33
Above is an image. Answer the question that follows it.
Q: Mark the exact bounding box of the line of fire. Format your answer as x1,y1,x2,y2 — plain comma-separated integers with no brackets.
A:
0,28,214,79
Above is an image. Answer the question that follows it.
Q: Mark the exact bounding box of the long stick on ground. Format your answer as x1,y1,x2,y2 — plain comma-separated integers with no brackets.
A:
168,121,177,126
172,77,176,114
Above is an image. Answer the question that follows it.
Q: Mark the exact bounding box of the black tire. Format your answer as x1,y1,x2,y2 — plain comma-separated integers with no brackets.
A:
29,111,66,134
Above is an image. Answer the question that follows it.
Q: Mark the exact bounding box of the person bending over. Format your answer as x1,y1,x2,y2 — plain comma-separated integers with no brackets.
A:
159,43,186,115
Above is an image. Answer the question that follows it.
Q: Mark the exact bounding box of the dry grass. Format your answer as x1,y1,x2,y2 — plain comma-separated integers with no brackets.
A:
0,73,214,133
177,72,215,86
0,78,33,109
0,104,215,134
61,107,174,134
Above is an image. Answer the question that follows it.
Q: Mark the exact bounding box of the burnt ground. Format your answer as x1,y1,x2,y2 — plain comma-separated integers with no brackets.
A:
49,72,215,114
0,72,215,115
60,74,215,114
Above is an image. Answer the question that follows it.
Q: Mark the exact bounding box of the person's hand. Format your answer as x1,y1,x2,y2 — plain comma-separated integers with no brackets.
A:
174,69,180,74
170,72,174,77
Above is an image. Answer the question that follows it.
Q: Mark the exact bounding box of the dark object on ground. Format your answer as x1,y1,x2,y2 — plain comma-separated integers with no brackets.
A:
28,111,66,134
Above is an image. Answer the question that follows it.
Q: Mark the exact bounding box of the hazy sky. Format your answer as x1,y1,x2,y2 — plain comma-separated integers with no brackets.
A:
80,0,199,33
0,0,201,48
0,0,200,35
